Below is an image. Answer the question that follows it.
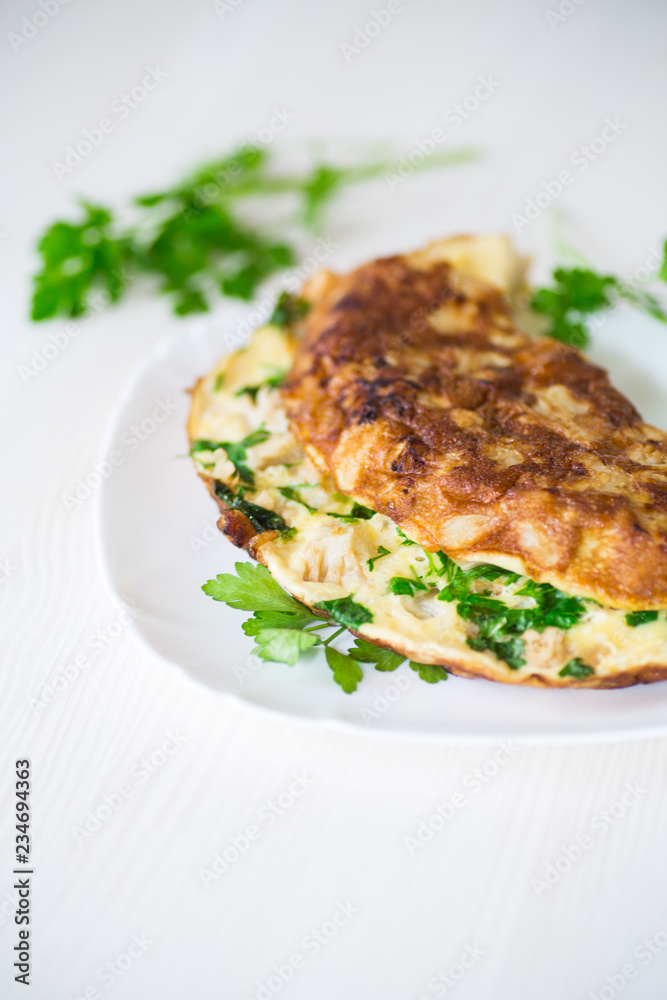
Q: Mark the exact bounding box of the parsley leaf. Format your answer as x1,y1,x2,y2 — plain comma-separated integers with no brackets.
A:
241,607,318,634
559,658,595,679
532,263,667,349
314,595,374,629
625,610,659,628
252,627,321,666
389,576,429,596
348,637,405,672
396,527,416,546
269,292,310,328
659,239,667,283
325,503,376,523
409,661,448,684
31,202,135,320
213,480,289,533
192,428,269,486
325,647,364,693
277,486,318,513
367,546,390,571
202,561,303,613
235,370,288,401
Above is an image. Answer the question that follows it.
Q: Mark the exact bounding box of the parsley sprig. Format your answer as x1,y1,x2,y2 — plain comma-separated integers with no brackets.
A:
532,249,667,349
31,143,475,320
202,562,447,692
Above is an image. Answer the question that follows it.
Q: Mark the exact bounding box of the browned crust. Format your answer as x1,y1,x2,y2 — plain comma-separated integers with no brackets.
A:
282,254,667,610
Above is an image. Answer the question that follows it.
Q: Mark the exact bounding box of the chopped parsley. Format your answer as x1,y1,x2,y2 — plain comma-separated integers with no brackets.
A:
192,428,270,486
558,658,595,679
235,369,288,401
625,610,659,628
396,526,416,546
367,546,390,571
326,503,376,523
213,480,288,534
436,561,587,671
389,576,429,597
277,486,318,513
314,595,374,630
269,292,310,328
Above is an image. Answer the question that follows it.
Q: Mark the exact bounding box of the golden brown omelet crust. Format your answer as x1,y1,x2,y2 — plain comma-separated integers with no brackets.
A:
282,254,667,611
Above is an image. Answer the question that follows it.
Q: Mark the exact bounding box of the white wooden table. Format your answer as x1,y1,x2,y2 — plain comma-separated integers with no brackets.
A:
3,1,667,997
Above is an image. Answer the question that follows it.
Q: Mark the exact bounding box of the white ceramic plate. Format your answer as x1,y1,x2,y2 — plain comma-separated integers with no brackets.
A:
96,307,667,745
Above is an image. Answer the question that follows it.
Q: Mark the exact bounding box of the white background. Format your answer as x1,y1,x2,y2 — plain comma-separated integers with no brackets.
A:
3,0,667,997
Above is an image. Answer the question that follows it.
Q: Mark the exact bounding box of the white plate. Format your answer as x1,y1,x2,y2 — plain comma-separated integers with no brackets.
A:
96,308,667,745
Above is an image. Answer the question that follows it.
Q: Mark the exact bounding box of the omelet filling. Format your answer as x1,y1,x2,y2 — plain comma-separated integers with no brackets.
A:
189,322,667,685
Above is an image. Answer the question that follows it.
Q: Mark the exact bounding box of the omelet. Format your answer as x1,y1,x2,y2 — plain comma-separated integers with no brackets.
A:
188,236,667,688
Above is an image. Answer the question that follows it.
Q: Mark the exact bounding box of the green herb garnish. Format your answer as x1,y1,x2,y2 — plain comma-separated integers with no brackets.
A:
235,370,288,401
437,562,587,670
396,526,416,546
532,262,667,349
213,480,288,534
313,595,374,629
409,661,448,684
625,610,659,628
193,428,270,486
348,637,404,672
389,576,429,596
367,546,390,571
203,563,382,693
269,292,310,328
558,658,595,679
277,486,318,513
31,143,474,320
326,503,375,523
